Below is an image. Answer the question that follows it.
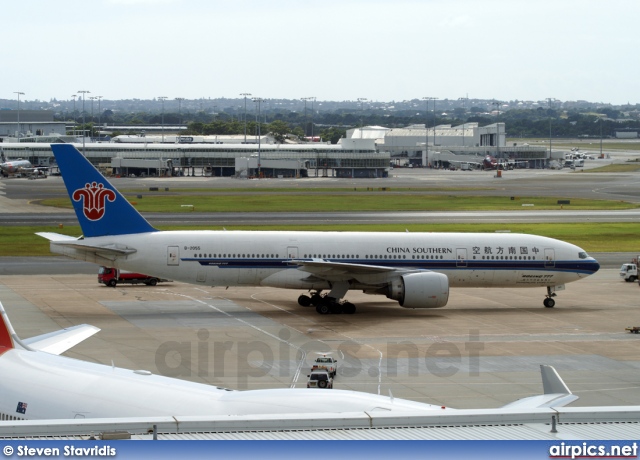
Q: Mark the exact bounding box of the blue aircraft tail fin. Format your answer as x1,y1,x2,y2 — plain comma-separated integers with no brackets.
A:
50,144,157,237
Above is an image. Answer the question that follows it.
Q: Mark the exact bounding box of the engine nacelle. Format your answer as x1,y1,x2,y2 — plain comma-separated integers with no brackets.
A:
388,272,449,309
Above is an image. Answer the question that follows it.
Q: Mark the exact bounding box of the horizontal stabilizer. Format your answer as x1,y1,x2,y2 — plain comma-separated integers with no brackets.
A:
23,324,100,355
35,232,79,242
36,233,137,256
501,365,578,409
0,301,99,355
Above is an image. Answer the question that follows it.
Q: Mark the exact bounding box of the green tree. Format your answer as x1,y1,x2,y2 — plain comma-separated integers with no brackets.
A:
319,126,346,144
267,120,292,143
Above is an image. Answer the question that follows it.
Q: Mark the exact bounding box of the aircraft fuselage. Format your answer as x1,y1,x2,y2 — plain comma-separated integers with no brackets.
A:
51,230,598,292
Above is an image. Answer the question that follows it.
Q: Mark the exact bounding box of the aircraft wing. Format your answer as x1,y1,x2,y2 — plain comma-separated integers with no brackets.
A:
36,232,137,256
288,259,417,284
23,324,101,355
501,365,578,409
290,259,397,275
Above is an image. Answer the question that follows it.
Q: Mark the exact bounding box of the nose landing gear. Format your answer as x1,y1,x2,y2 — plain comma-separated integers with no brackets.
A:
543,285,564,308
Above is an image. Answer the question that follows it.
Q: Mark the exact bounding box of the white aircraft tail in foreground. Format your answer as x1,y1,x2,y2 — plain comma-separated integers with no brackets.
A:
0,300,576,420
38,144,600,314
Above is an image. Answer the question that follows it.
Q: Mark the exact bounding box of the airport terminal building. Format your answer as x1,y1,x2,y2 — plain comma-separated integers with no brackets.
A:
349,123,548,169
0,110,549,176
0,138,389,178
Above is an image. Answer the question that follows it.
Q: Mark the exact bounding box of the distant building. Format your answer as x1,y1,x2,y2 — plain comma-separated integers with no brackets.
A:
1,138,389,178
614,129,638,139
348,123,547,168
0,110,67,140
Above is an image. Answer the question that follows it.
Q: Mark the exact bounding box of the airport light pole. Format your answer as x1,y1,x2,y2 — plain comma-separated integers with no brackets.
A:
302,97,313,138
96,96,102,138
253,97,264,177
71,94,77,136
158,96,167,143
600,116,603,159
423,97,436,166
77,90,90,154
240,93,251,143
458,96,468,147
175,97,184,125
357,98,367,138
14,92,24,140
492,100,501,158
547,98,557,160
309,96,316,141
89,96,97,140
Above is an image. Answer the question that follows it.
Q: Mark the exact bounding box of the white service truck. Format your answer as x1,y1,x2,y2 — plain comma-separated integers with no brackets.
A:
311,355,338,378
620,258,639,282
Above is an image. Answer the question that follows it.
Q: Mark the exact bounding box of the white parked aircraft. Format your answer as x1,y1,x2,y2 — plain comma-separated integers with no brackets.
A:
0,151,47,178
0,300,577,420
38,144,600,314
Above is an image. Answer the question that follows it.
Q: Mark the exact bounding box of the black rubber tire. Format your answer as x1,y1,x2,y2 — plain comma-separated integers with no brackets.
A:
543,298,555,308
146,278,158,286
107,279,117,287
298,295,312,307
316,304,330,315
318,380,327,388
343,303,356,314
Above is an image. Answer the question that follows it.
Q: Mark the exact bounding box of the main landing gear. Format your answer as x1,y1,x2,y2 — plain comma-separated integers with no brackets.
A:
298,291,356,315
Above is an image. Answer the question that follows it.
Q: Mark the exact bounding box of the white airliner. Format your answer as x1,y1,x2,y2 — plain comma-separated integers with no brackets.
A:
0,151,47,178
38,144,600,314
0,300,577,420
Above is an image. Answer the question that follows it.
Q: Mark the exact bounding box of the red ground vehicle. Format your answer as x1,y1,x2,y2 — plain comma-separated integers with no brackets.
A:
98,267,166,287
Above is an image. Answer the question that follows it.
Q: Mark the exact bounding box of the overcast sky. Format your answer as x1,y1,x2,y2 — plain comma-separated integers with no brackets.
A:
4,0,639,104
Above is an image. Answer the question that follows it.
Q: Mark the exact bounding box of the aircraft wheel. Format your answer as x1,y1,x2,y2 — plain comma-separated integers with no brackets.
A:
107,279,117,287
543,298,555,308
343,302,356,314
298,295,312,307
310,293,322,306
329,303,343,314
316,304,330,315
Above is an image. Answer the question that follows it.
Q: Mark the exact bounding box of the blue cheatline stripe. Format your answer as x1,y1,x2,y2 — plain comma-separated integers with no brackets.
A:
184,258,599,275
50,144,157,237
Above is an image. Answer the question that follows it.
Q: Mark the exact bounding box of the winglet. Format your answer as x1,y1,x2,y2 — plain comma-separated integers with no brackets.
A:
501,365,578,409
50,144,157,237
541,364,572,395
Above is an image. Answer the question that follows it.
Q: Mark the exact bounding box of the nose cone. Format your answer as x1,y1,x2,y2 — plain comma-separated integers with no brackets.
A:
579,257,600,277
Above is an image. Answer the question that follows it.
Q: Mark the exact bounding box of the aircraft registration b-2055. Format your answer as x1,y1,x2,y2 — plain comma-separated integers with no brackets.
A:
39,144,600,314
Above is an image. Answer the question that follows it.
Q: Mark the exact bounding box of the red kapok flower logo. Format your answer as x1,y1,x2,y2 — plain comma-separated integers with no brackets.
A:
72,182,116,221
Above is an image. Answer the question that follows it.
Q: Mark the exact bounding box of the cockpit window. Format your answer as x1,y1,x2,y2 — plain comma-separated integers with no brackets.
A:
578,252,589,259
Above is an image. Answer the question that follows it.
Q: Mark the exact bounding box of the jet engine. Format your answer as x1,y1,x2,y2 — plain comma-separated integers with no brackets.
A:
387,272,449,309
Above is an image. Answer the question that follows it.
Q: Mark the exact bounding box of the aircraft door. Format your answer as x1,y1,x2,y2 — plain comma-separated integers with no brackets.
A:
456,248,467,267
167,246,180,266
544,248,555,268
287,246,299,259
